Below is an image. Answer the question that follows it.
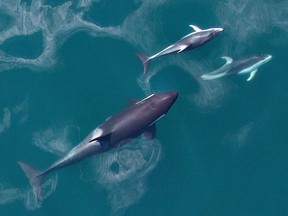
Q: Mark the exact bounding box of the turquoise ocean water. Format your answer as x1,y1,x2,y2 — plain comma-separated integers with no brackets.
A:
0,0,288,215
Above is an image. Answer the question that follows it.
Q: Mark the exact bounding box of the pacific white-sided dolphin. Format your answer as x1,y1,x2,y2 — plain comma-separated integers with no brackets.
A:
137,25,223,73
18,91,178,201
201,54,272,81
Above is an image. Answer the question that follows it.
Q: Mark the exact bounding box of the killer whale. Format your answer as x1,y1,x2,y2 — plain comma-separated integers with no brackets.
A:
18,91,178,201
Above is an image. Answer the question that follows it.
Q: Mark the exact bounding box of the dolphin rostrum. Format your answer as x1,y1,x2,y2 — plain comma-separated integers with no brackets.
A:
18,91,178,201
137,25,223,73
201,54,272,81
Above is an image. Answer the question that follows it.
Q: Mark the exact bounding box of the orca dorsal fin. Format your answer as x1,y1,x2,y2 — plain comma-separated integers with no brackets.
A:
142,124,156,139
189,25,202,32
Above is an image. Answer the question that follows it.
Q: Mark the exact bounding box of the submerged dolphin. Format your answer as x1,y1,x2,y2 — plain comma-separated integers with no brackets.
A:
137,25,223,73
18,91,178,201
201,54,272,81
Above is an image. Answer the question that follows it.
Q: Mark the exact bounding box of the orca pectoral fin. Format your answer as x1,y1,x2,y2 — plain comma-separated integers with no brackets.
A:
177,45,188,53
189,25,202,32
143,124,156,139
247,69,257,81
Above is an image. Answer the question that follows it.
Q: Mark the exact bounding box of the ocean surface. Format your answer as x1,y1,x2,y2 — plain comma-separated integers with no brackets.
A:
0,0,288,215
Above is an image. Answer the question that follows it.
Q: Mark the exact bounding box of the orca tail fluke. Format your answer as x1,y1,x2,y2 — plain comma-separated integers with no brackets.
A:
136,52,151,73
18,161,45,202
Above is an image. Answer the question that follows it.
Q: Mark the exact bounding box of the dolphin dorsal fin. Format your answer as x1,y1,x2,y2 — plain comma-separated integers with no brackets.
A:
189,25,202,32
221,56,233,64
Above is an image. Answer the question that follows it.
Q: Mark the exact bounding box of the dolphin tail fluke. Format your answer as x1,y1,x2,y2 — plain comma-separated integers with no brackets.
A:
18,161,45,202
136,52,151,73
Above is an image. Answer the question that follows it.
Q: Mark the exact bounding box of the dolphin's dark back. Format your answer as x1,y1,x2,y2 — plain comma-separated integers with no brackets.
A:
227,56,262,75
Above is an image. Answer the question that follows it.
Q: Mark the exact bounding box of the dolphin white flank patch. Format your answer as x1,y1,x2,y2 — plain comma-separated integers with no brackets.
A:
202,56,233,79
